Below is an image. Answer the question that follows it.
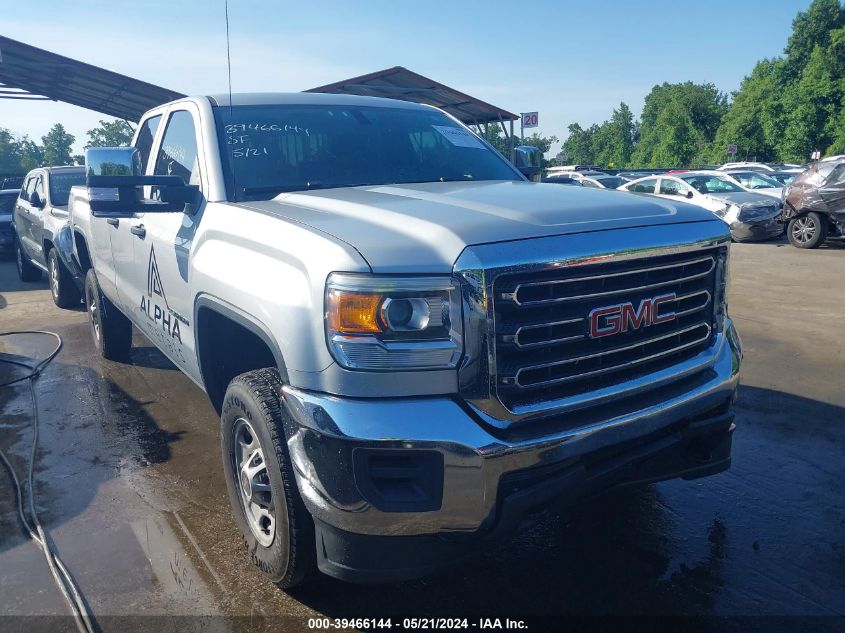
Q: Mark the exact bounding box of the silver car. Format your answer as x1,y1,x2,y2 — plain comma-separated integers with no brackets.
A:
620,171,783,241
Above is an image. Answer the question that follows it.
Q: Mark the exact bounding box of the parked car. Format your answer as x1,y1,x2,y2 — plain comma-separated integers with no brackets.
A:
574,174,628,189
14,165,87,307
617,171,658,180
68,92,741,587
721,170,783,200
0,188,21,258
782,159,845,248
619,172,782,241
542,175,583,186
718,162,774,172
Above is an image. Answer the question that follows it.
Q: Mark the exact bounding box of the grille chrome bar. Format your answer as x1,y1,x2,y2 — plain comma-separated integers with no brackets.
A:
509,322,712,389
501,255,715,306
503,317,586,349
674,289,711,318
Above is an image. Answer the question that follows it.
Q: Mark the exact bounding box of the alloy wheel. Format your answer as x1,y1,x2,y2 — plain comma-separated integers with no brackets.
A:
232,417,276,547
88,289,101,343
50,257,60,298
791,216,816,245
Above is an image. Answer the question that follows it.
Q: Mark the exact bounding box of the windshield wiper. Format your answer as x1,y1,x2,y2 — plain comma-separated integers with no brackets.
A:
241,182,330,195
241,182,382,196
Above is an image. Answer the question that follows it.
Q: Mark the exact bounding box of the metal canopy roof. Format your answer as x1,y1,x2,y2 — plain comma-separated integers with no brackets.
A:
0,37,516,128
0,35,185,122
307,66,518,125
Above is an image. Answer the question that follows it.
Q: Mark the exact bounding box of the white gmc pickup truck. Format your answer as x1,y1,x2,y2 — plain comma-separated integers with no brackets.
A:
69,93,742,587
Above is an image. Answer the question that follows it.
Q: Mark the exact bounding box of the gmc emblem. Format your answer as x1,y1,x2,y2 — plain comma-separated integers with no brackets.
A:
588,293,677,338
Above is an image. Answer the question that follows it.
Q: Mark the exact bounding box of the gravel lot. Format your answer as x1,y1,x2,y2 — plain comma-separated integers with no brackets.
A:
1,237,844,630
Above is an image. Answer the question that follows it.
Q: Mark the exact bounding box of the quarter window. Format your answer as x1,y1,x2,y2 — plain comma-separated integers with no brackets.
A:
154,110,200,186
631,178,657,193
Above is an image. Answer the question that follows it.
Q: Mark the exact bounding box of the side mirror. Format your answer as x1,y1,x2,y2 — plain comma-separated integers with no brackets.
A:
29,191,44,208
685,191,694,199
85,147,198,217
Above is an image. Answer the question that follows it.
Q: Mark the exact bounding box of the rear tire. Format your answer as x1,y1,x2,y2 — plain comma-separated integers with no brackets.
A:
84,268,132,360
15,239,41,282
48,249,81,309
787,212,827,249
221,368,317,589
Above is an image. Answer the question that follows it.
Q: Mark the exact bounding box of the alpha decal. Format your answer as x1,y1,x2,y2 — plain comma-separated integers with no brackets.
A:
140,245,182,343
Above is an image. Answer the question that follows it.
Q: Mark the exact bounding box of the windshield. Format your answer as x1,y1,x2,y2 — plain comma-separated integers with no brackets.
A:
681,174,744,194
771,173,797,185
731,172,780,189
0,193,17,214
214,104,520,201
49,171,86,206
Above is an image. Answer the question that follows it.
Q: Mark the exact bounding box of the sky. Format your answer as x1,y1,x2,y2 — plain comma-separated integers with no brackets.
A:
0,0,812,156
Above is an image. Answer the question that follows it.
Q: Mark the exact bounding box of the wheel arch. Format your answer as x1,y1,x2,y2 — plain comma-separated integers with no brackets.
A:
73,230,92,272
194,294,289,414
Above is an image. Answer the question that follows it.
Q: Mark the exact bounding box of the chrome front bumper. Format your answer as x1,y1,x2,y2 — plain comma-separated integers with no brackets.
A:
282,319,742,538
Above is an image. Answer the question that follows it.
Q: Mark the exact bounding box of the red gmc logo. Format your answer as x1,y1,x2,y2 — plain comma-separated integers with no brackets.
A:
588,293,677,338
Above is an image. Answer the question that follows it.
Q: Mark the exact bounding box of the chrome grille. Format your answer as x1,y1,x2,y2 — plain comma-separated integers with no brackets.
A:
493,248,723,411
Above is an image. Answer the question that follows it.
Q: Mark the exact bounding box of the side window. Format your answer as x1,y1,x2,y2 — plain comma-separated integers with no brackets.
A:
824,164,845,186
581,179,600,188
631,178,657,193
135,115,162,173
154,110,200,186
659,179,684,195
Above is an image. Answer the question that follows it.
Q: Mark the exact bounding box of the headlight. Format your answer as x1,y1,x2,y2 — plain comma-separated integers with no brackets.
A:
325,273,463,370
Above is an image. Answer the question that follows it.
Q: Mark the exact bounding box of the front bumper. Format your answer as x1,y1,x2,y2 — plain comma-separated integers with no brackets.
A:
281,319,742,582
730,217,784,241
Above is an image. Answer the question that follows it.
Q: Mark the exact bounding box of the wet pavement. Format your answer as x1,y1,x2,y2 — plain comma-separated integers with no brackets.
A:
1,238,844,631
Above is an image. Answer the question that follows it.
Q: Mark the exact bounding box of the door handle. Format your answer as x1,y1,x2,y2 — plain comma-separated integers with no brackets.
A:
106,218,119,227
130,224,146,239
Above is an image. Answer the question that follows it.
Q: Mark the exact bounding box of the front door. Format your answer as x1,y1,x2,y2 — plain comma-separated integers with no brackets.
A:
128,106,205,381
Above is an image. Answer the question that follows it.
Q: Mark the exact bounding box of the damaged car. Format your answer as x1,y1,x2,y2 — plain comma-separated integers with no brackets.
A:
782,159,845,249
619,172,783,242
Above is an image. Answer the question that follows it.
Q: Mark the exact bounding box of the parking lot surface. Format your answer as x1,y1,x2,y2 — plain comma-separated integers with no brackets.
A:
1,238,844,629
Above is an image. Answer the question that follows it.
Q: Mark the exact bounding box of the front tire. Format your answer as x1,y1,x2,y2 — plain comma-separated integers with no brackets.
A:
788,212,828,249
15,239,41,282
221,368,316,589
48,249,82,309
84,268,132,360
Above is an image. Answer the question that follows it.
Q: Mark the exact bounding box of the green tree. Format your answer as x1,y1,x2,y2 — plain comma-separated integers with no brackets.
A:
591,102,636,168
0,129,23,173
632,82,727,167
17,137,44,171
561,123,597,165
85,119,135,149
41,123,75,166
783,0,845,81
779,36,845,160
709,59,784,162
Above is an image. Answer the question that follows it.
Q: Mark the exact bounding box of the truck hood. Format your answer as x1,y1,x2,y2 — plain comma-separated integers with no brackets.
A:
240,181,720,273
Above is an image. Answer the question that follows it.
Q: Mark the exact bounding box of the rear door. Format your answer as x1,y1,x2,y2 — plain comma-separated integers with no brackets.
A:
15,173,44,263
